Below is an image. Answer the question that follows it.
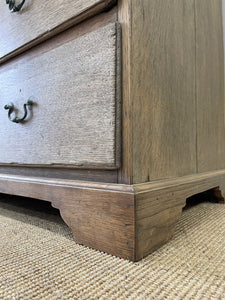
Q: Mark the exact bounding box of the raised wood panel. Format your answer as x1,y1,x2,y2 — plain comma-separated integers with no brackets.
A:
195,0,225,172
0,23,121,168
0,0,116,60
131,0,196,183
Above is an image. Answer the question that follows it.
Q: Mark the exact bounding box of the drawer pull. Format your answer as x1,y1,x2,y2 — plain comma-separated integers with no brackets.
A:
4,100,33,123
6,0,25,12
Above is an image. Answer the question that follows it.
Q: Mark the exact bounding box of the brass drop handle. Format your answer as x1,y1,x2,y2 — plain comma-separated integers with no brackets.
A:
4,100,33,123
6,0,25,12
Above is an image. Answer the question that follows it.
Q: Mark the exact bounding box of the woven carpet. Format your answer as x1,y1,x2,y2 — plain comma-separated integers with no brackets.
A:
0,194,225,300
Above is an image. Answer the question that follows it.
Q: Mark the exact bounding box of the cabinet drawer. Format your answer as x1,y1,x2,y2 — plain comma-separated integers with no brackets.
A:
0,0,115,60
0,22,121,169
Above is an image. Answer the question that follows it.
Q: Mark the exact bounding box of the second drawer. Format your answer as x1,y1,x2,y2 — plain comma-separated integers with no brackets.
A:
0,22,121,169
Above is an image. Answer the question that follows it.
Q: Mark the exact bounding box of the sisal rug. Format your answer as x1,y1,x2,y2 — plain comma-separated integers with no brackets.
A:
0,194,225,300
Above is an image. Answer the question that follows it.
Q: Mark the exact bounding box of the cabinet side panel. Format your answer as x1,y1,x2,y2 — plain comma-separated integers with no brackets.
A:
131,0,196,183
196,0,225,172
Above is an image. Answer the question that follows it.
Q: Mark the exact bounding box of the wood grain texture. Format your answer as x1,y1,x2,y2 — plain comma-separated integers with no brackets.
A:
0,174,135,260
0,23,121,169
131,0,196,183
134,169,225,260
0,0,116,60
0,6,118,68
0,6,118,65
195,0,225,172
135,205,183,260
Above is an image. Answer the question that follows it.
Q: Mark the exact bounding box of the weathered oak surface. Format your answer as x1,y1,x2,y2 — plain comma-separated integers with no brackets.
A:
118,0,225,184
0,0,116,60
119,0,196,184
0,174,135,260
134,169,225,260
0,23,121,168
195,0,225,172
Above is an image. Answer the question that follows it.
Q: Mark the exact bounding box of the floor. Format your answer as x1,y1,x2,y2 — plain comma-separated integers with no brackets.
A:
0,194,225,299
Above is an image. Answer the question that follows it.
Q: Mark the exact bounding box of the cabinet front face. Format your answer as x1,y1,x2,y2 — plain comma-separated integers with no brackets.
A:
0,23,121,169
0,0,116,60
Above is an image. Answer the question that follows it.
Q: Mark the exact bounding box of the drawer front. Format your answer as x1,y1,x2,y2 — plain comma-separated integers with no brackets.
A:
0,0,115,59
0,23,121,169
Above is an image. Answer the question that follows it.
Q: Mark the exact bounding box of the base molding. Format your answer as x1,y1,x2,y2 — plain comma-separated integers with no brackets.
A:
0,174,136,260
0,170,224,261
134,170,225,260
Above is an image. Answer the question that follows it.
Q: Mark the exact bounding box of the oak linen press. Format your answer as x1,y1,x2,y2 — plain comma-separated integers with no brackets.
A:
0,0,225,261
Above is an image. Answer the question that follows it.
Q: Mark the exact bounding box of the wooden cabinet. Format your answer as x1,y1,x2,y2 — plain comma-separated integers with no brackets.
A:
0,0,225,261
